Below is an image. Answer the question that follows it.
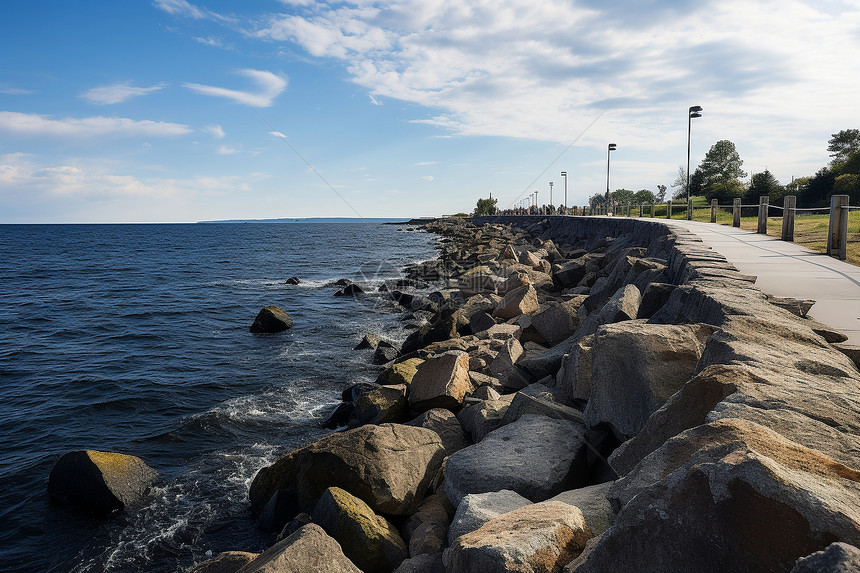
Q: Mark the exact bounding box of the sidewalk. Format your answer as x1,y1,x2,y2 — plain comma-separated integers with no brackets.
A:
661,219,860,344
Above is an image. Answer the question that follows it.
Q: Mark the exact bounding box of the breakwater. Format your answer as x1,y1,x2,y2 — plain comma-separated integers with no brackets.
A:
101,216,860,571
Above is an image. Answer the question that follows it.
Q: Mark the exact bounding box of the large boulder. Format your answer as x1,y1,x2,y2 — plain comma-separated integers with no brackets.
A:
378,357,424,387
456,394,515,442
405,408,467,456
312,487,408,573
238,523,361,572
548,482,615,537
493,284,540,320
353,384,409,425
408,351,474,411
529,297,584,346
249,424,445,516
571,419,860,573
249,306,293,333
583,321,717,440
445,501,592,573
443,414,586,506
447,490,532,545
556,334,593,404
47,450,158,515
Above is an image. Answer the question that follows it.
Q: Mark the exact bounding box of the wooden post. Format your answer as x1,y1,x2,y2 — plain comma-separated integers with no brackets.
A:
733,198,741,227
782,195,796,242
757,195,769,234
710,199,717,223
827,194,849,260
687,199,693,220
666,201,672,219
651,203,655,217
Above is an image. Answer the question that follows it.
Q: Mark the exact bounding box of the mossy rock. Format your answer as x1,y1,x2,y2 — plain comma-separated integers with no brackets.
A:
380,358,425,386
312,487,407,573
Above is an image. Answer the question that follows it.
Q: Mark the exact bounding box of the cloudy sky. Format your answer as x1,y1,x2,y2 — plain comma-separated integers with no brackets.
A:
1,0,858,222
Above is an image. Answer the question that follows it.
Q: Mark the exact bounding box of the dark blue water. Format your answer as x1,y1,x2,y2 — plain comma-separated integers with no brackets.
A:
0,223,437,572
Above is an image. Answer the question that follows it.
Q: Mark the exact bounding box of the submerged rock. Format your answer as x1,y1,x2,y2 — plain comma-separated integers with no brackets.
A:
48,450,158,515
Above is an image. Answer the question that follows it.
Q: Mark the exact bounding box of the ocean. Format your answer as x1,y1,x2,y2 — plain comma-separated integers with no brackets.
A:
0,222,438,572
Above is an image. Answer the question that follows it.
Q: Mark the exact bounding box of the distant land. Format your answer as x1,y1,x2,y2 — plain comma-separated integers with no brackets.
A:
197,217,427,224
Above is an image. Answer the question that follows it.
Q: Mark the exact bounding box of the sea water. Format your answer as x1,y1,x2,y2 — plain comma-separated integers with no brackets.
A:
0,222,437,572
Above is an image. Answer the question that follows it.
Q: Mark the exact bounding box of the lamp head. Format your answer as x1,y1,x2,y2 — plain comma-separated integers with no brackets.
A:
608,143,617,151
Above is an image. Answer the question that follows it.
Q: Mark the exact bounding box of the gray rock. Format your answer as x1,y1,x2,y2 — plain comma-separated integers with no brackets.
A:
405,408,467,456
573,419,860,573
443,414,586,506
409,351,474,411
392,553,444,573
445,501,592,573
249,424,445,516
447,490,532,545
583,321,716,440
239,523,361,573
456,394,515,443
191,551,258,573
530,297,585,346
501,391,583,425
556,334,593,404
791,542,860,573
548,482,615,537
493,284,540,320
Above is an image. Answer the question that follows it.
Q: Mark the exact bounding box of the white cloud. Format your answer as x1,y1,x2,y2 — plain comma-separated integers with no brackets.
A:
0,112,192,137
0,152,254,203
421,175,434,181
183,69,288,107
414,161,437,166
0,88,34,95
205,124,226,138
216,145,240,154
152,0,234,23
250,0,860,182
81,81,165,104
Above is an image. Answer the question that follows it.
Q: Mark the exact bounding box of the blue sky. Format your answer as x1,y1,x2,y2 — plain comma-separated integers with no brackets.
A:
1,0,859,223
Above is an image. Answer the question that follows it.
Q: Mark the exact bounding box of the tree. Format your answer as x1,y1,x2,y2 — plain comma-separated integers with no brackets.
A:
797,168,834,207
610,188,636,205
655,184,667,202
473,197,497,216
670,166,688,199
744,169,784,204
589,193,607,207
634,189,656,204
698,140,747,201
827,129,860,166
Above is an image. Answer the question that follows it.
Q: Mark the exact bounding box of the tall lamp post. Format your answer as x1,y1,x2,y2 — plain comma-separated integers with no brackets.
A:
686,105,703,220
606,143,617,215
549,181,554,210
561,171,567,211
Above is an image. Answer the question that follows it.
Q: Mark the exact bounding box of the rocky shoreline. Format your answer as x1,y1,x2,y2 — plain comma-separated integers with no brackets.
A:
50,215,860,572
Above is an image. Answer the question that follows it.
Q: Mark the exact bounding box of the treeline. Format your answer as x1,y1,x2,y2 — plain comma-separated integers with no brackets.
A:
590,129,860,209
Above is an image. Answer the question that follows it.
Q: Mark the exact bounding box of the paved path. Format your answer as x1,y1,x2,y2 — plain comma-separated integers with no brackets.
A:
660,219,860,344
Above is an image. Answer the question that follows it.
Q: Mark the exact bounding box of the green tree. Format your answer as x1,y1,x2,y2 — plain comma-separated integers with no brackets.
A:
589,193,607,207
827,129,860,166
634,189,656,204
834,173,860,203
698,140,747,201
473,197,497,216
610,188,636,205
797,168,835,207
655,184,667,202
744,169,784,204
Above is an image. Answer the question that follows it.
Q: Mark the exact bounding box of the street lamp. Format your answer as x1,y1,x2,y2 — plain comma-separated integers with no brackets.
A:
606,143,617,215
687,105,703,220
560,171,567,211
549,182,554,210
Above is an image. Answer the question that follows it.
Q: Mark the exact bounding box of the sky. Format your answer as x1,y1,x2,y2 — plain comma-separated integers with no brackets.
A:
1,0,859,223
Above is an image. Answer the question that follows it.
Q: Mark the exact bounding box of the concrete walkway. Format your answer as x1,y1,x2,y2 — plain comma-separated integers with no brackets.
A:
660,219,860,344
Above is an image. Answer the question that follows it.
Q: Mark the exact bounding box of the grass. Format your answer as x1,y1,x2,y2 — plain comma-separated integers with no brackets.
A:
625,199,860,266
